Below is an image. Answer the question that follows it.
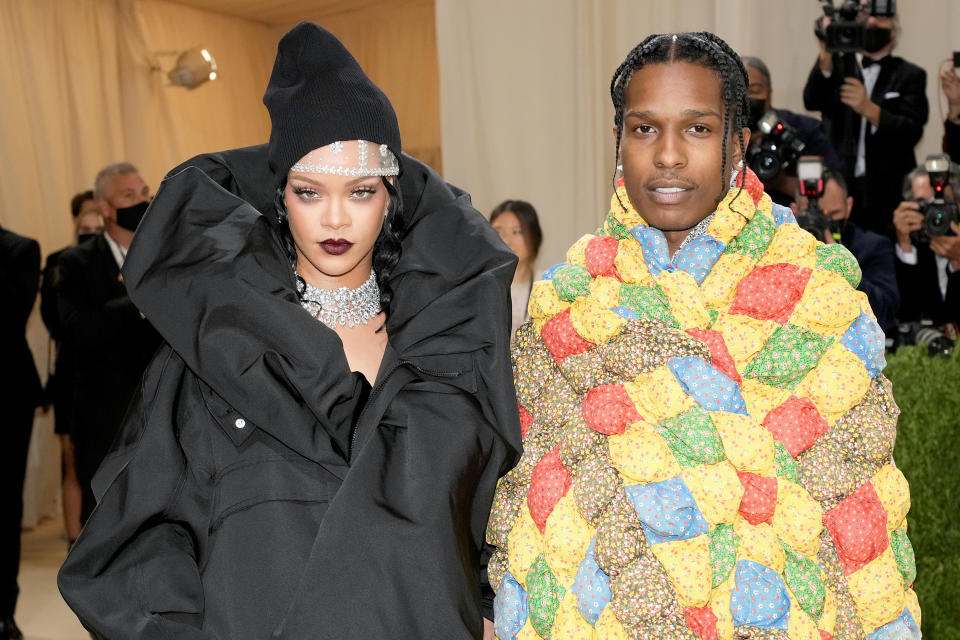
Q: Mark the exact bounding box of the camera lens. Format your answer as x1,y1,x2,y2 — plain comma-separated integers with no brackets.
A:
754,151,781,182
924,204,952,236
839,26,857,45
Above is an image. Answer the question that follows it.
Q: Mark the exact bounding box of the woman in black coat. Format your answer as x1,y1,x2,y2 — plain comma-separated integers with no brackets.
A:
58,23,521,640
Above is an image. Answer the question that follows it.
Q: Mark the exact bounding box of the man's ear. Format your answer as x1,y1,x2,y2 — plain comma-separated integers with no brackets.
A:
846,195,854,216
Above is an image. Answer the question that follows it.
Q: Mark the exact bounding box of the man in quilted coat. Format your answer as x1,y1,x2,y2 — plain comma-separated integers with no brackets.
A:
486,32,919,640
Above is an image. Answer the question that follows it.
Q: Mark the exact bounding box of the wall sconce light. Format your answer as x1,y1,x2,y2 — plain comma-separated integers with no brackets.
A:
166,47,218,89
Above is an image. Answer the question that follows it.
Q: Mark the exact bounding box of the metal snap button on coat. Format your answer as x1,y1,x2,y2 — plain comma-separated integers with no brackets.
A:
234,418,246,429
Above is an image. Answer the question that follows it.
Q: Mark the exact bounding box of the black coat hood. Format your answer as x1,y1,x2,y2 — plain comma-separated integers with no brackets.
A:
122,146,521,468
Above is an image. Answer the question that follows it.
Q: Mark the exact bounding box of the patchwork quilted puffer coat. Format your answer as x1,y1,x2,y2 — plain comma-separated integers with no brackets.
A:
488,169,919,640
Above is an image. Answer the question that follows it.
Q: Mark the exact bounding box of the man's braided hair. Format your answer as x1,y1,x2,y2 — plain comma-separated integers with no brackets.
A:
610,32,750,209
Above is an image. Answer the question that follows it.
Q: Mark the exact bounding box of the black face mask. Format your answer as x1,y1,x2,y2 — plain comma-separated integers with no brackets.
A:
863,27,892,54
76,232,101,245
829,217,848,242
747,98,767,131
115,201,149,232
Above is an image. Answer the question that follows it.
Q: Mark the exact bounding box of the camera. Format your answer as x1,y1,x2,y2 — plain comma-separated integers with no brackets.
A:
911,154,959,242
897,321,955,358
794,157,831,242
816,0,897,54
746,111,806,183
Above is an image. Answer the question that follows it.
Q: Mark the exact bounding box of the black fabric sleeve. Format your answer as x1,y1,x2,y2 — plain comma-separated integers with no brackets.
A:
56,251,143,354
944,267,960,326
855,238,900,331
945,119,960,165
479,541,496,621
803,58,841,113
873,67,928,148
58,351,216,639
0,237,40,335
40,253,62,340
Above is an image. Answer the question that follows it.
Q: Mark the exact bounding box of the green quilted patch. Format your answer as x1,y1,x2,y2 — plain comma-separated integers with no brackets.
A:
657,405,726,467
781,543,826,619
551,264,593,302
709,524,740,588
602,212,631,240
774,441,800,483
724,209,777,261
890,527,917,586
526,554,566,639
742,324,834,390
618,284,679,328
816,243,862,289
707,308,720,328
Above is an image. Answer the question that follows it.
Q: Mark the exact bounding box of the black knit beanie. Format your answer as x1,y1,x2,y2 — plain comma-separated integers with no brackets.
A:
263,22,402,189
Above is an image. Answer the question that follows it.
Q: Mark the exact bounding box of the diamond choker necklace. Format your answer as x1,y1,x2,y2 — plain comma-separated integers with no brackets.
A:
296,270,381,328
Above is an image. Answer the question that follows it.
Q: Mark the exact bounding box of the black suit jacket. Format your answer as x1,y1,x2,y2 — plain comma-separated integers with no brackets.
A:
804,55,929,233
842,222,899,331
0,227,42,412
56,234,161,482
894,240,960,325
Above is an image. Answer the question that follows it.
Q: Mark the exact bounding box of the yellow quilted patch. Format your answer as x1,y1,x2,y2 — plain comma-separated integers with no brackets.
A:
871,464,911,532
570,298,626,345
508,507,544,586
614,238,651,284
846,547,905,634
905,587,921,631
709,574,735,640
608,422,680,484
610,189,644,230
681,461,744,525
709,314,778,368
551,591,595,640
786,591,822,640
818,586,837,636
625,367,693,423
772,479,823,557
758,223,818,268
595,604,628,640
649,535,712,607
796,342,870,422
544,494,594,585
710,411,775,475
700,253,756,311
589,276,623,309
734,518,786,573
529,280,570,322
654,270,712,330
790,269,862,338
566,234,593,267
739,378,791,426
516,621,542,640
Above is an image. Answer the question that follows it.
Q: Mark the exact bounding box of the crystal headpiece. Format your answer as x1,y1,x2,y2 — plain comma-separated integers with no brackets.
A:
289,139,399,177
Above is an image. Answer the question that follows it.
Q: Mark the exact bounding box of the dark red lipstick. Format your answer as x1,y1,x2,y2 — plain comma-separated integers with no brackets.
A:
319,239,353,255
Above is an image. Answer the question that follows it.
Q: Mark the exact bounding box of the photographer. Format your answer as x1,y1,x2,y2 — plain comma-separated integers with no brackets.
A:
793,167,899,331
742,55,841,207
892,161,960,325
803,0,928,236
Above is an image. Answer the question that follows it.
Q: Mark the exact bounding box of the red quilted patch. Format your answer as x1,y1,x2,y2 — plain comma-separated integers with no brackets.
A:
686,328,741,385
819,631,833,640
585,235,622,279
540,308,595,363
728,263,813,324
527,448,572,533
823,482,889,575
762,395,829,457
684,606,719,640
741,167,765,203
737,471,778,525
581,384,640,435
518,404,534,440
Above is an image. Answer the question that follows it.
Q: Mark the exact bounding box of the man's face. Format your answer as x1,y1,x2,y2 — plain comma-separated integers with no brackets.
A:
818,178,852,221
911,174,957,203
619,61,747,236
746,65,771,112
100,172,150,221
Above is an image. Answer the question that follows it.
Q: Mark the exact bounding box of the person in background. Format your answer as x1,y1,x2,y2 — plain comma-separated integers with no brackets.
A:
803,6,928,235
40,190,104,545
0,225,42,640
741,55,841,207
490,200,542,338
792,169,899,332
55,164,161,525
940,62,960,163
892,163,960,327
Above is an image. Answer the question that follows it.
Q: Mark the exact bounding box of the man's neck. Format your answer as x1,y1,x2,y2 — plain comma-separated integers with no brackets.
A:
105,224,133,250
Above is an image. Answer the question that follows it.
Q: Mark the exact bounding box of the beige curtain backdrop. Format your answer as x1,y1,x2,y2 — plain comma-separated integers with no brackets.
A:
437,0,960,274
0,0,276,526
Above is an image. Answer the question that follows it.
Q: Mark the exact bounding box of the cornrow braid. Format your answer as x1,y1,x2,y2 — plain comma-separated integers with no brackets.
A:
610,32,751,212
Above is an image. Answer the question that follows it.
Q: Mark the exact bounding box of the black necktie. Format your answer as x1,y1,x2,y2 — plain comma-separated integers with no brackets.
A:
861,57,881,69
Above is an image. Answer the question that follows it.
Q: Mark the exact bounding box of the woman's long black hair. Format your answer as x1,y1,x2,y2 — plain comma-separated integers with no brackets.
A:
275,176,405,315
609,32,751,210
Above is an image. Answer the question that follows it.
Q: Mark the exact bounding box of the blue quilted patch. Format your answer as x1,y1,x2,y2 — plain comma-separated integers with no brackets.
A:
866,607,921,640
668,356,748,414
494,571,529,640
730,559,791,631
571,538,611,625
623,475,709,546
840,312,887,378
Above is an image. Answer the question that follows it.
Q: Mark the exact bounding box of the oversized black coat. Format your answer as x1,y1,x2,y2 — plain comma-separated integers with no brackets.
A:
58,148,522,639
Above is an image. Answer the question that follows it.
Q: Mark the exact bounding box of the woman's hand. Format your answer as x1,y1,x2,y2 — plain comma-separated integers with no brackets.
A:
483,618,495,640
